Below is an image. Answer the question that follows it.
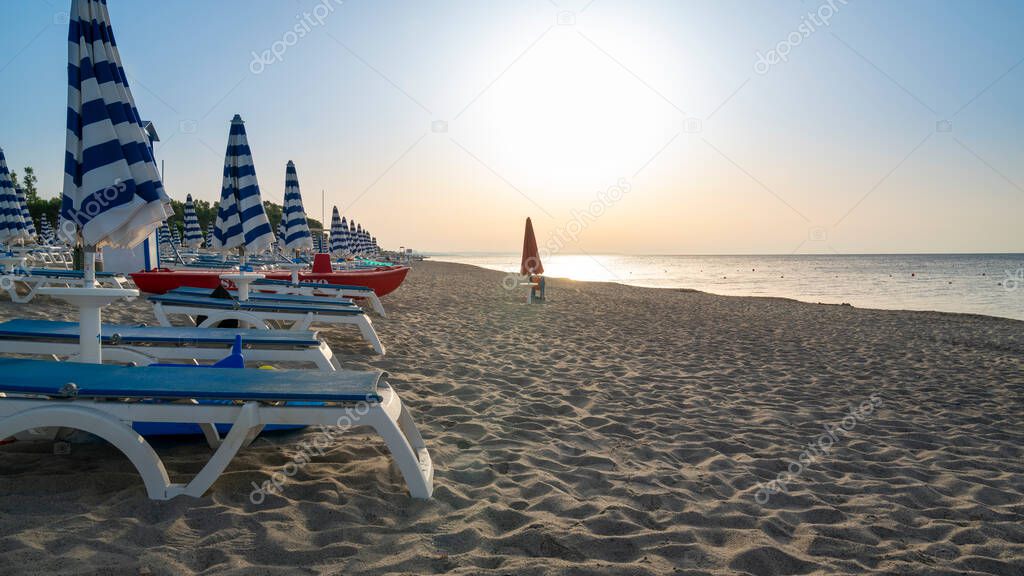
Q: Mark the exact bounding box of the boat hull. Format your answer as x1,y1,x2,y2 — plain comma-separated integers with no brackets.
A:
131,266,410,297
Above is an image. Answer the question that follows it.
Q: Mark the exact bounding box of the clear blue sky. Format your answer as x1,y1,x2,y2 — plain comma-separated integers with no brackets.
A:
1,0,1022,254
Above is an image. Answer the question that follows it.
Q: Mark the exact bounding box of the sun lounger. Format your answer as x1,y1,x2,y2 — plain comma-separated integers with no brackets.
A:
147,293,385,354
0,358,432,500
0,319,341,371
169,286,358,308
0,268,130,303
253,278,387,317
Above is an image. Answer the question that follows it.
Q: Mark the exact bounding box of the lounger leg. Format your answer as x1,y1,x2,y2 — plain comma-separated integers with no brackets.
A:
371,400,433,499
315,341,341,371
152,302,172,327
173,402,261,498
354,317,385,355
0,404,176,500
367,293,387,318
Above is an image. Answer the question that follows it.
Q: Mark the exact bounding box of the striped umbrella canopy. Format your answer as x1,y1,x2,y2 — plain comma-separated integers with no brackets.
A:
204,225,213,248
183,193,202,248
63,0,171,250
158,222,171,249
346,220,358,254
371,236,379,254
329,207,346,256
276,220,285,243
16,187,37,240
211,114,273,256
312,231,323,253
40,217,55,245
170,224,181,247
0,148,30,244
282,161,313,251
356,223,366,255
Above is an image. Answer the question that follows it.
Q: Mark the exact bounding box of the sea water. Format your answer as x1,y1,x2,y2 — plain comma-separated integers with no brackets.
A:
434,253,1024,321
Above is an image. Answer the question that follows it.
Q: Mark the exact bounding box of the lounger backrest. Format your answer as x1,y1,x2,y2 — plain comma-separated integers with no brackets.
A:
169,287,356,307
0,358,383,402
255,278,373,292
148,294,364,315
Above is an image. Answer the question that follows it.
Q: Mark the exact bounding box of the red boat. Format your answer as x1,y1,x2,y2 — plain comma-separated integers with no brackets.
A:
131,262,409,297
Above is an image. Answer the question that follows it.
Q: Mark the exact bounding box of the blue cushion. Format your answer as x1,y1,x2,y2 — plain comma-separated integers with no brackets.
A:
0,358,383,402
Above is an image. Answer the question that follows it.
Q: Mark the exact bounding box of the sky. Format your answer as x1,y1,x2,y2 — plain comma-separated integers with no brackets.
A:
1,0,1022,255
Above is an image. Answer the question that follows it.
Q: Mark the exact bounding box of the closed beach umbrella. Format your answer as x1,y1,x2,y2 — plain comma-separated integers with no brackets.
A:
63,0,171,251
16,187,37,241
63,0,172,363
0,149,29,244
349,220,361,254
204,225,213,248
170,224,181,247
211,114,273,259
339,216,350,255
40,217,55,245
183,194,202,248
282,161,313,252
276,220,285,244
329,206,347,257
158,222,171,250
520,217,543,275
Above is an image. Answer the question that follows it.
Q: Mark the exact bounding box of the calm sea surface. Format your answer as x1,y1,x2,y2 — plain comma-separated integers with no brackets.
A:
433,253,1024,321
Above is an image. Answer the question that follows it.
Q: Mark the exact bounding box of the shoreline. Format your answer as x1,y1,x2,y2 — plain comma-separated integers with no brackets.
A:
431,257,1024,325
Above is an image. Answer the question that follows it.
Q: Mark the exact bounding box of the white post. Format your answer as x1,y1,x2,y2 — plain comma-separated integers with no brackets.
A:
38,248,138,364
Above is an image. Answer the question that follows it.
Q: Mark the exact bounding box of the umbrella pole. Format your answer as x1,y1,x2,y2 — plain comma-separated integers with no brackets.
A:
79,248,101,363
38,248,139,364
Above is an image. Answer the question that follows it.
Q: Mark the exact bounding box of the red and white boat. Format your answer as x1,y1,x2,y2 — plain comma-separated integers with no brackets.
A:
131,255,409,297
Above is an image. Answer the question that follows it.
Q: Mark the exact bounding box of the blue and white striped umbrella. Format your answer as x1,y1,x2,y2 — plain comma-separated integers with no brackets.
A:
0,149,30,244
204,225,213,248
276,220,285,244
16,187,37,240
282,161,313,251
40,217,55,245
329,207,346,256
158,222,171,250
355,223,366,255
371,236,379,254
170,224,181,247
346,220,356,254
211,115,273,255
63,0,171,249
183,194,202,248
312,231,322,253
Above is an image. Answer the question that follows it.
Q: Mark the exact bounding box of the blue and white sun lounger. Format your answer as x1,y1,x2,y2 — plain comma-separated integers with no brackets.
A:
0,359,433,500
0,319,341,371
0,267,130,303
169,286,358,308
253,278,387,317
147,293,385,354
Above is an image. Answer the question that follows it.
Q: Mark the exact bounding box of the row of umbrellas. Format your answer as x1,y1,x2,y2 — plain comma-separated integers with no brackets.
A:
9,0,384,264
0,148,41,245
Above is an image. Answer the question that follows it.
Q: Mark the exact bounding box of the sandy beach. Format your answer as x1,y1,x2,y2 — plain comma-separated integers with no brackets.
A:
0,260,1022,575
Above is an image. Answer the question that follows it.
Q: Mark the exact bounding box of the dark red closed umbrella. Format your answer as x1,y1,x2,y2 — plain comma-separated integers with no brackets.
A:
520,217,544,275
